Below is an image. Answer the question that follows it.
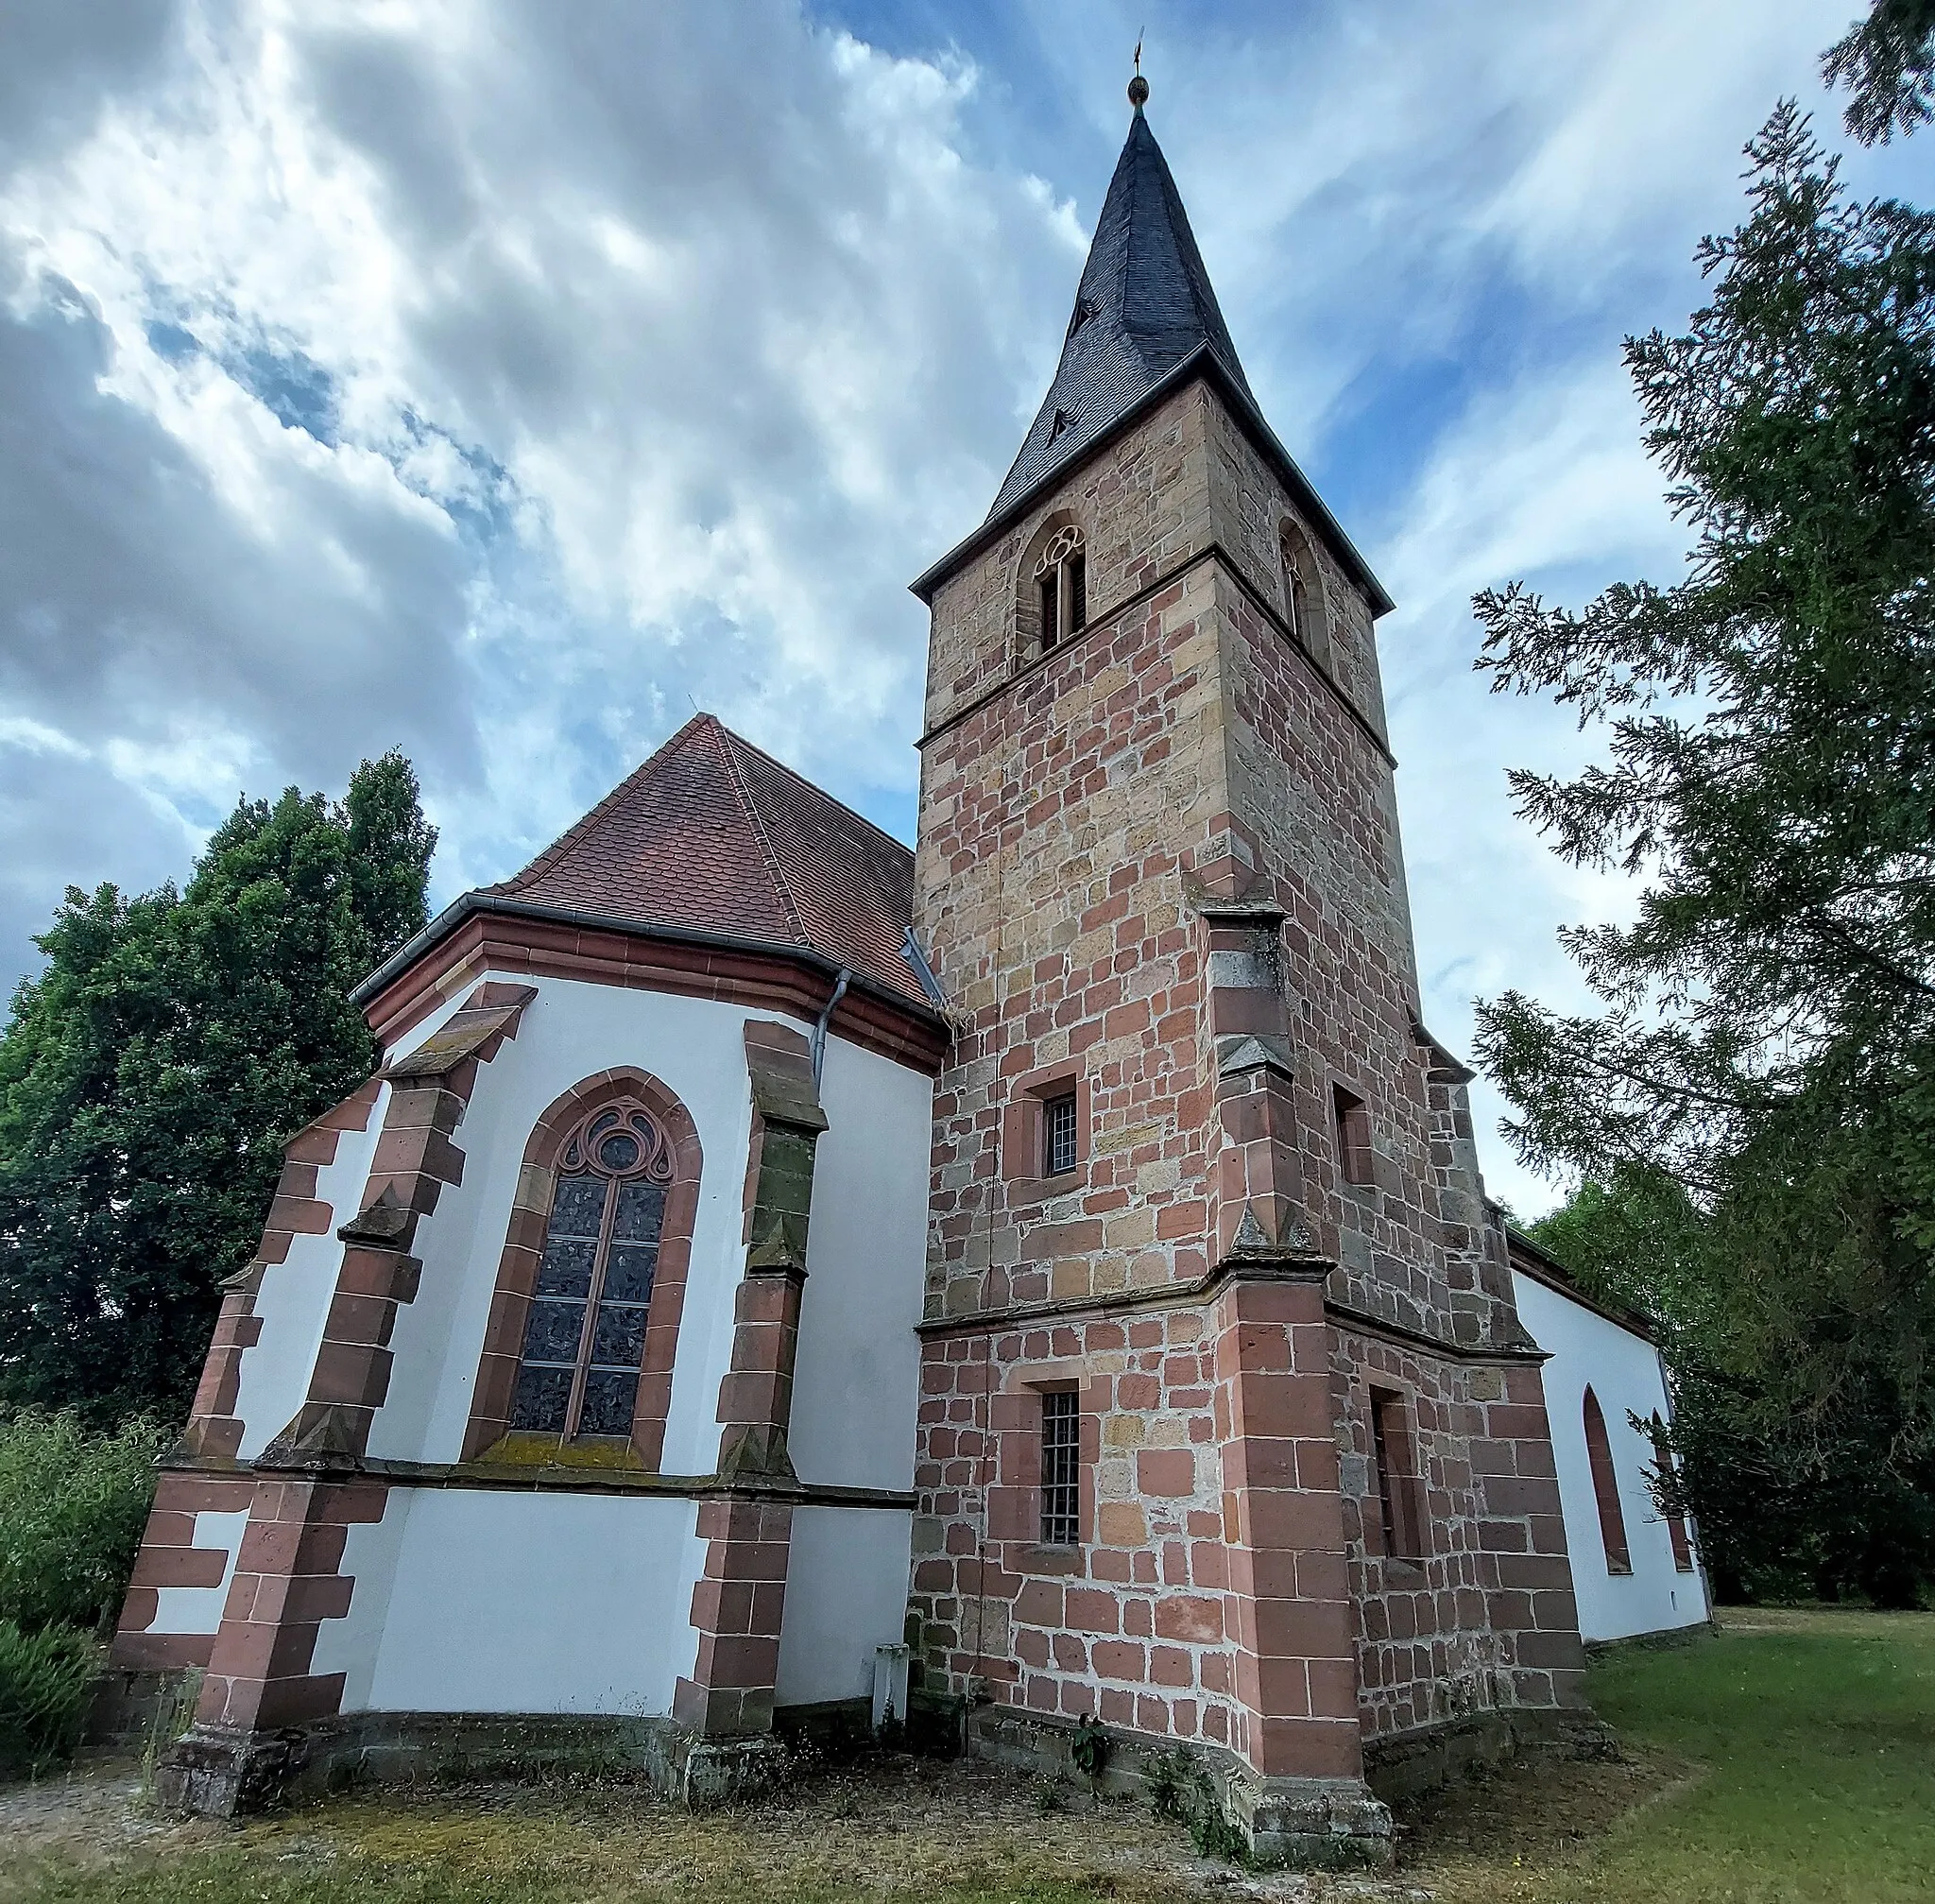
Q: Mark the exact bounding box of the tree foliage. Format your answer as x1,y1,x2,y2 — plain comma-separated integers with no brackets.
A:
0,1408,167,1636
1824,0,1935,146
0,754,434,1423
1473,106,1935,1463
1529,1173,1934,1607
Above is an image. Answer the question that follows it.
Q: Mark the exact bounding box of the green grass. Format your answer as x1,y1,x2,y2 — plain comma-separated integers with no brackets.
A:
3,1610,1932,1903
1430,1608,1935,1904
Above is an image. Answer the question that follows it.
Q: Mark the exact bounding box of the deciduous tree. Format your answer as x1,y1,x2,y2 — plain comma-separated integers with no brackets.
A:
0,754,434,1422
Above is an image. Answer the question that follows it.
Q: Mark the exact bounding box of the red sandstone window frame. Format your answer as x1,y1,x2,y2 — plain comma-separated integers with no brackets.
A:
987,1367,1099,1562
464,1068,703,1468
1037,1386,1082,1545
1582,1386,1633,1575
1332,1082,1374,1188
1002,1059,1089,1191
1366,1383,1426,1569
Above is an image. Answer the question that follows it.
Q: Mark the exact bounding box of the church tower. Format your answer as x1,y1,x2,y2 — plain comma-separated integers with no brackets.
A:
908,76,1592,1861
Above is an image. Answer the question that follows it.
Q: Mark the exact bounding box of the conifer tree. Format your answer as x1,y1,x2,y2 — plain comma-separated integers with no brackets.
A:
1824,0,1935,145
0,753,435,1422
1473,105,1935,1471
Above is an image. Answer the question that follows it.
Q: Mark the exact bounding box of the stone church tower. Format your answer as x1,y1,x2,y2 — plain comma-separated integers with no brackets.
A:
906,77,1591,1859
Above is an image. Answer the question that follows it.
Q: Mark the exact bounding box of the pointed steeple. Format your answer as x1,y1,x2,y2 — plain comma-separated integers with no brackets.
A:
987,77,1254,520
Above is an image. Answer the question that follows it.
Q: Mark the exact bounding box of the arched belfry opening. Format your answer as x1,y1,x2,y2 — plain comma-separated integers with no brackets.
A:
1279,517,1331,668
1017,513,1087,660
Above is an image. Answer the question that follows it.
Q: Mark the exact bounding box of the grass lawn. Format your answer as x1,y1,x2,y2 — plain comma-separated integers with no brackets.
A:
2,1609,1930,1903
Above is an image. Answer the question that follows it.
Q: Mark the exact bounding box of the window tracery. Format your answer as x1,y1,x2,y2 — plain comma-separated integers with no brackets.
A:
1034,523,1087,652
511,1100,675,1440
1278,519,1328,664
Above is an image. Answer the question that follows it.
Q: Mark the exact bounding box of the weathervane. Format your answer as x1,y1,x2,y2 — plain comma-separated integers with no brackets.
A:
1129,29,1149,111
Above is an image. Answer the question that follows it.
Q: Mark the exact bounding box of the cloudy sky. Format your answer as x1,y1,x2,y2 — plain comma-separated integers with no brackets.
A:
2,0,1927,1213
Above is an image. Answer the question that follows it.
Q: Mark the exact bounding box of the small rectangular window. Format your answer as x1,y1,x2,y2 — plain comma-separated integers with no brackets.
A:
1039,575,1060,650
1369,1387,1424,1565
1333,1084,1373,1186
1040,1389,1081,1545
1042,1092,1078,1175
1069,552,1087,631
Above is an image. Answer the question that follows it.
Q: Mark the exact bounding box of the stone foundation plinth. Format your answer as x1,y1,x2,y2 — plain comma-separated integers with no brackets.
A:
966,1705,1393,1868
151,1710,783,1817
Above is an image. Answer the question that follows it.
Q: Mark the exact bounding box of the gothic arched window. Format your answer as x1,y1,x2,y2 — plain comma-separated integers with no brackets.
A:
1278,519,1329,666
1034,523,1087,653
511,1100,676,1440
1583,1386,1633,1575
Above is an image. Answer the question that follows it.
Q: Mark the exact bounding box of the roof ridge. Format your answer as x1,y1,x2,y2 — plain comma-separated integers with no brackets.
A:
715,723,807,947
482,712,718,898
720,726,914,864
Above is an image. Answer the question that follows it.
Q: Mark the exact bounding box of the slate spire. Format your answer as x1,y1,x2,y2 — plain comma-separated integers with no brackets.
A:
987,75,1255,520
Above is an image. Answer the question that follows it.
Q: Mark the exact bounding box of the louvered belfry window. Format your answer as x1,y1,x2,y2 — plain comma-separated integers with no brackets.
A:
1034,524,1087,653
511,1102,672,1439
1040,1389,1082,1545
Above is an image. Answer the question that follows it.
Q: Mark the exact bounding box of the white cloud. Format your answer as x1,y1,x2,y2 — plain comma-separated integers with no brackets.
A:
3,0,1928,1215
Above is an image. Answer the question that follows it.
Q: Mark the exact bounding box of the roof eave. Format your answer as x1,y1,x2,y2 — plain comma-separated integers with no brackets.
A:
348,890,947,1032
1503,1222,1666,1346
908,345,1395,618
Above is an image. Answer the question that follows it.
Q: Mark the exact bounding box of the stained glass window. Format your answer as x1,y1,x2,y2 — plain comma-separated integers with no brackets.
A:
510,1100,673,1441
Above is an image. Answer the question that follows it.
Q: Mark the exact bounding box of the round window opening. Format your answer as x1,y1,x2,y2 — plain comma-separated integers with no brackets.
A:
597,1131,642,1172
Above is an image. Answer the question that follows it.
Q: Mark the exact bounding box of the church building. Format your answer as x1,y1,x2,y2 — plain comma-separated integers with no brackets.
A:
111,77,1705,1864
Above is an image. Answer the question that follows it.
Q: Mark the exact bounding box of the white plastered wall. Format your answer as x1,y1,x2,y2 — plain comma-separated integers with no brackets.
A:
231,1096,387,1459
775,1508,914,1707
150,1508,250,1637
297,969,930,1716
1513,1273,1711,1642
313,1488,706,1715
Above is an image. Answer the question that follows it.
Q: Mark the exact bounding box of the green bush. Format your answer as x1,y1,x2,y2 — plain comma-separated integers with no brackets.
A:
0,1619,99,1775
0,1408,167,1636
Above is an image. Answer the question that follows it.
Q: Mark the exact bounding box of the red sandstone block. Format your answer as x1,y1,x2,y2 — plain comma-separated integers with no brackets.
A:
1251,1713,1362,1780
1242,1490,1345,1556
1064,1587,1120,1634
1137,1449,1196,1497
1149,1645,1192,1689
129,1545,228,1590
1154,1595,1223,1644
208,1617,321,1683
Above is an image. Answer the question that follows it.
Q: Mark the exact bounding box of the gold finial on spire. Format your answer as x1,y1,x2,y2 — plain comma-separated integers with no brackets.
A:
1128,31,1149,111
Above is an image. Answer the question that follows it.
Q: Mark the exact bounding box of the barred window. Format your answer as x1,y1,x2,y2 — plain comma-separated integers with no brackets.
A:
1043,1092,1078,1176
511,1101,672,1440
1040,1390,1082,1545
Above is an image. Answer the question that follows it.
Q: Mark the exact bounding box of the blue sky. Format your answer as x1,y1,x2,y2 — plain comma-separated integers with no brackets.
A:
1,0,1928,1213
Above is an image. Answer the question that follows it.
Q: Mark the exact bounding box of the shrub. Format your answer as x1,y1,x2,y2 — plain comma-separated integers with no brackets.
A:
0,1619,100,1775
0,1408,167,1636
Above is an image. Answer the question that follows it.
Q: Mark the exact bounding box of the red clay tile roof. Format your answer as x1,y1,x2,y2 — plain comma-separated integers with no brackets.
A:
476,713,929,1011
